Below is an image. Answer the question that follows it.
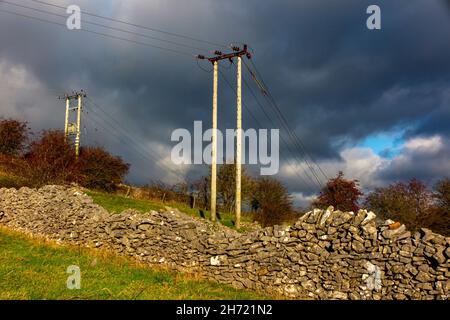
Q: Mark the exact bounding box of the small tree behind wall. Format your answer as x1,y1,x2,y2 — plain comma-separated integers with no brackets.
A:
312,171,363,212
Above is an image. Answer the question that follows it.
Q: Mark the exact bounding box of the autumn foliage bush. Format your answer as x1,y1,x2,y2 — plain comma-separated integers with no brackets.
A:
313,171,363,212
434,178,450,213
0,119,30,186
77,146,129,192
0,121,129,191
0,118,29,156
365,178,449,236
364,179,430,227
251,177,295,227
21,130,79,186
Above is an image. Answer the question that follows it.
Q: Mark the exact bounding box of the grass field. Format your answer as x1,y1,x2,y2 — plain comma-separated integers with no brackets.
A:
0,172,29,189
86,190,253,230
86,190,164,213
0,227,270,300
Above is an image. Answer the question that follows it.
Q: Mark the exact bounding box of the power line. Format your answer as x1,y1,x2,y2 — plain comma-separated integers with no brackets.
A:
218,69,266,137
0,1,327,191
85,97,188,180
196,59,213,73
29,0,229,49
83,98,188,183
217,60,321,189
0,4,200,183
0,0,212,53
243,59,329,185
84,109,167,179
215,49,324,187
245,52,324,181
0,7,196,58
240,70,322,190
218,66,318,191
86,105,188,184
246,57,329,182
81,111,101,146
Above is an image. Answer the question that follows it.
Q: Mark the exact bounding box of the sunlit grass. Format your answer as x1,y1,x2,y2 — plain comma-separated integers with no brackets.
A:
86,190,163,213
0,172,30,189
0,227,272,300
86,190,252,230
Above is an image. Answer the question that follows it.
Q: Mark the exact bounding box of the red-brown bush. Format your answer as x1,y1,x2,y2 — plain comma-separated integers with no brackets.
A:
21,130,78,186
0,118,29,156
313,171,363,212
77,146,129,192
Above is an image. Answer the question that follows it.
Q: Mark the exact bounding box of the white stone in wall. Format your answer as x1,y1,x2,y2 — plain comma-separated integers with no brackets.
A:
319,208,332,226
365,261,382,291
210,256,220,266
362,211,376,224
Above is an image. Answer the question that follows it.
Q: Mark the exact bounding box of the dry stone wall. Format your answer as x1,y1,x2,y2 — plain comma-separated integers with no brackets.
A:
0,185,449,300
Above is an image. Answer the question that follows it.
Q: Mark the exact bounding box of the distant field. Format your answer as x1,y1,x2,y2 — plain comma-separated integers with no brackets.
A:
86,190,164,213
0,227,271,300
86,190,253,230
0,168,253,230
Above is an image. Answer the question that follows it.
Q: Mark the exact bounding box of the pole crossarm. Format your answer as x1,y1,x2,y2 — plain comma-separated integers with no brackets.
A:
61,92,87,100
197,44,252,63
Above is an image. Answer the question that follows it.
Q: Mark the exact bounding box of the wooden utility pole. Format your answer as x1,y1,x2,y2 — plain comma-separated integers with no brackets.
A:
75,94,82,158
198,45,251,227
64,96,70,143
236,56,242,229
61,90,86,159
211,61,218,222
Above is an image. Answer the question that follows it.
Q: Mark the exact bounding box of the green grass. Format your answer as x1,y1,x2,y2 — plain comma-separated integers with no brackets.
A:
0,227,271,300
0,173,30,189
86,191,163,213
86,190,252,230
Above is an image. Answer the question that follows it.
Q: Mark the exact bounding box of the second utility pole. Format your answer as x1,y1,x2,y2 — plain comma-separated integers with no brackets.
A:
62,90,86,159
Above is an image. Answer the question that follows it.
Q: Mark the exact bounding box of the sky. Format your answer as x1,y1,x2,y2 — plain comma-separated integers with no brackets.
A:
0,0,449,208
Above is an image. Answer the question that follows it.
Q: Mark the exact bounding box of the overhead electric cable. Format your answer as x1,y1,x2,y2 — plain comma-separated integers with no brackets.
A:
0,0,212,53
242,59,329,185
29,0,229,49
0,7,196,57
218,67,318,191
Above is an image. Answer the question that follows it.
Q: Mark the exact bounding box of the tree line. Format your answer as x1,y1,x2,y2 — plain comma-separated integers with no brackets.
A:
0,118,295,227
313,171,449,236
0,118,448,234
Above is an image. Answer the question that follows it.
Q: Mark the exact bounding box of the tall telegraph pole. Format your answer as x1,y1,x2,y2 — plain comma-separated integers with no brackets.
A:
235,56,242,229
198,45,251,228
211,61,218,222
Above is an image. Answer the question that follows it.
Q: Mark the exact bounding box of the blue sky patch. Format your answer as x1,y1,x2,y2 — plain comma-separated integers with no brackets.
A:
360,130,405,159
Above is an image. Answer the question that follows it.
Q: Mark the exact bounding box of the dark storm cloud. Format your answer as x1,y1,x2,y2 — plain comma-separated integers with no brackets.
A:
0,0,449,197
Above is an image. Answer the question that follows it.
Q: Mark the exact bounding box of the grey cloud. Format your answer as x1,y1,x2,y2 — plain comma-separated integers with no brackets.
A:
0,0,449,198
